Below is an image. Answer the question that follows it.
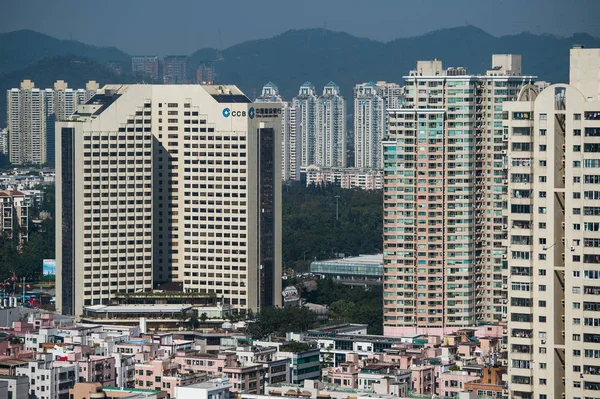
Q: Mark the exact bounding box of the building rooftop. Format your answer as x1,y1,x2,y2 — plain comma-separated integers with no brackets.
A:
313,254,383,265
84,304,193,314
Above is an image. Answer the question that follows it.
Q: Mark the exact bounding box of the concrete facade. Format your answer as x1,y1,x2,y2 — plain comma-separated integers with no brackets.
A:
55,84,282,317
383,55,536,336
504,47,600,399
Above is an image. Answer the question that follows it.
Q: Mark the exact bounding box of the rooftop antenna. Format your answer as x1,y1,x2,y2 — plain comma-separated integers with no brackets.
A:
216,30,224,61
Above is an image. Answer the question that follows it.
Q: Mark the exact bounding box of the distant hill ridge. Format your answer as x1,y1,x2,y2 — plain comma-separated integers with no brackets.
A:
1,26,599,127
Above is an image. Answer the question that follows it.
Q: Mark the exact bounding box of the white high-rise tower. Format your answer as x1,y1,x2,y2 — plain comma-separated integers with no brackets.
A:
316,82,346,168
256,82,301,181
354,81,403,168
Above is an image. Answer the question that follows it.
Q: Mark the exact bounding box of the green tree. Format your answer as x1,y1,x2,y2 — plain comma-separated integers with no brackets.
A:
200,312,208,323
328,300,355,322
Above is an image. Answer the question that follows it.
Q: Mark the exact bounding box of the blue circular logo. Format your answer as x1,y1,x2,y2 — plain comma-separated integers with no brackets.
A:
222,108,231,118
248,107,255,119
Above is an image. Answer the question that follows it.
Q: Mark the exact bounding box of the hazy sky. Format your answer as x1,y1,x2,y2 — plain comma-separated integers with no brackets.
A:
1,0,598,55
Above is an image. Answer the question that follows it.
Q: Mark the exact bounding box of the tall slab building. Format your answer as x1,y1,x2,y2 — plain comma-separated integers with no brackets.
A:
255,82,301,181
354,81,404,169
316,82,346,168
505,47,600,399
293,82,318,168
383,55,535,336
56,84,282,317
7,80,98,165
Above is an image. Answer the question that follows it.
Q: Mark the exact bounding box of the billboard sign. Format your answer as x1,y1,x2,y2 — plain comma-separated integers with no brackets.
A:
282,286,299,303
43,259,56,277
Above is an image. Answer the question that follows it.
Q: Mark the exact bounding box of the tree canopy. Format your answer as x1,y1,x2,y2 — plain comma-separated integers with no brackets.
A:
304,279,383,335
283,184,382,271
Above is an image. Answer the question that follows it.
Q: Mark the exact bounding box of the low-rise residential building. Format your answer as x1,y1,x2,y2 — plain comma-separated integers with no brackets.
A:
16,353,77,399
0,375,28,399
176,379,232,399
302,166,383,190
0,190,28,246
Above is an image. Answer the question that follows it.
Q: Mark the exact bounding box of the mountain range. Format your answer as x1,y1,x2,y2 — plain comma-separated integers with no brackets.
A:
1,26,599,127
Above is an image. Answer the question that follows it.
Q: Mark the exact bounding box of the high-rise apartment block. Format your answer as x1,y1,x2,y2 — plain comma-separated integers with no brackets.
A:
293,82,346,169
316,82,346,168
382,55,535,336
505,47,600,399
131,56,160,80
256,83,301,181
0,128,7,155
6,80,98,165
293,82,318,167
56,84,282,317
163,56,188,84
7,80,45,164
0,189,29,247
354,81,403,169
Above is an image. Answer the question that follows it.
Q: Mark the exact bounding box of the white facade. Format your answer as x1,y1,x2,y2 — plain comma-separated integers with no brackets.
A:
293,82,317,167
255,83,301,181
354,81,403,169
303,166,383,190
176,380,232,399
6,80,98,165
504,47,600,399
16,353,77,399
0,128,8,155
316,82,346,168
56,84,282,318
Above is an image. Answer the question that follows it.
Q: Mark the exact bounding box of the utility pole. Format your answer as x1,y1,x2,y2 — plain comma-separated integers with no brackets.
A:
335,195,340,221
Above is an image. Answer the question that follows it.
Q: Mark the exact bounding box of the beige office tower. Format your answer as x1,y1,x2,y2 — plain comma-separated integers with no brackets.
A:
505,47,600,399
383,55,535,337
56,84,282,317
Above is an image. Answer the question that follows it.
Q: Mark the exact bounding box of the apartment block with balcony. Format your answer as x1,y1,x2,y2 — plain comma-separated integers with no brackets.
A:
383,55,536,337
0,190,28,247
504,47,600,399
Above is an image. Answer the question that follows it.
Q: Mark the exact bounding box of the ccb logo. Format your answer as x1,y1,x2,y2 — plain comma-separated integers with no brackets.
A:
223,107,254,118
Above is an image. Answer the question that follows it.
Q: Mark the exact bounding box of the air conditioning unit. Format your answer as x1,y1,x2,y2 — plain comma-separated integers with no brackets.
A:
541,339,546,344
571,246,575,252
503,225,508,230
542,245,547,251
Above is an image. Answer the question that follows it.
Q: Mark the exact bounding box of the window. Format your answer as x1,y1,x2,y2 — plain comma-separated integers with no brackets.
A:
539,285,547,292
540,129,547,136
539,316,546,322
539,145,547,151
575,145,582,152
574,349,581,356
539,160,547,166
574,302,581,309
539,207,547,214
540,363,547,369
540,379,547,385
539,176,547,182
575,113,581,120
539,269,546,276
539,300,546,307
